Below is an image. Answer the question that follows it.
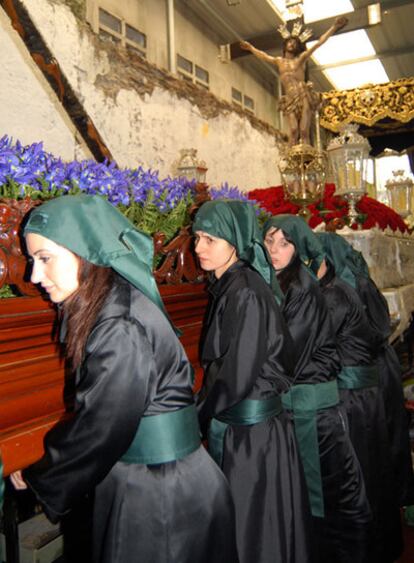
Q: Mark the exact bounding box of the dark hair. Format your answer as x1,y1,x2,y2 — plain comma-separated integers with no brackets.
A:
282,37,306,57
318,258,335,288
63,258,114,369
270,228,301,293
277,254,301,293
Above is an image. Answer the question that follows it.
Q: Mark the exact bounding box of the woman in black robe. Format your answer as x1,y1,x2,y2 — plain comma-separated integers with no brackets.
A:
263,215,371,563
192,200,313,563
10,194,239,563
333,236,414,508
317,231,404,563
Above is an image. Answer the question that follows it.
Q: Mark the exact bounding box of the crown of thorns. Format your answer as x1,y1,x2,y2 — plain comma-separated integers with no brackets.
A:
278,21,313,43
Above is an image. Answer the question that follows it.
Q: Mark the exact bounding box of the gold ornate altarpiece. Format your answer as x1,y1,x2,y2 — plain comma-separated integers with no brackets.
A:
320,78,414,132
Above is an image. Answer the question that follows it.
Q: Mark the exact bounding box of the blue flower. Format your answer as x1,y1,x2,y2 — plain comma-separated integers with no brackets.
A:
0,136,202,236
209,182,267,217
209,181,252,203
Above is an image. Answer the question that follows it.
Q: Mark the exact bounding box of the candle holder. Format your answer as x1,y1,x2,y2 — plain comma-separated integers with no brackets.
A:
327,124,370,226
279,143,326,222
385,169,414,219
176,148,208,183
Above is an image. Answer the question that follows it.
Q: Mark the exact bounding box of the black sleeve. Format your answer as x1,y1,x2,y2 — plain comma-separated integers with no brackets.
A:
323,284,375,365
323,286,350,340
283,283,339,382
357,277,391,344
197,287,270,426
23,316,153,522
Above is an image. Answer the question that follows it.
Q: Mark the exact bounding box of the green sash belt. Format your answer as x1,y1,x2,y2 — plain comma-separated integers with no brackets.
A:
208,396,283,467
337,364,379,389
121,405,201,465
282,380,339,518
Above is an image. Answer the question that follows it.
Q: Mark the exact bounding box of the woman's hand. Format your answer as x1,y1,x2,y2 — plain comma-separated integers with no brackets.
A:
10,470,28,490
316,259,328,280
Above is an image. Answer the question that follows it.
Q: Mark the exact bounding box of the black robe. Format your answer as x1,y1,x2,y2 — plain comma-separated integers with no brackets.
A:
198,261,313,563
23,276,239,563
280,264,371,563
357,275,414,507
320,266,403,563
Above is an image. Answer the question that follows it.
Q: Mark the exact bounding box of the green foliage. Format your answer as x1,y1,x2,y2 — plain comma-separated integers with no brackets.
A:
256,207,272,228
0,285,18,299
121,191,193,243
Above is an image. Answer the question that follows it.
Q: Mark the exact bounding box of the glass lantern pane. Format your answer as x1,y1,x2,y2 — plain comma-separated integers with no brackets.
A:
178,167,197,180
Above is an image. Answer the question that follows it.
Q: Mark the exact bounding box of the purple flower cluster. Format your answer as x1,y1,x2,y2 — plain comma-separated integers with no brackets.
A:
0,136,54,195
128,167,196,212
209,181,252,203
209,181,268,219
0,135,196,212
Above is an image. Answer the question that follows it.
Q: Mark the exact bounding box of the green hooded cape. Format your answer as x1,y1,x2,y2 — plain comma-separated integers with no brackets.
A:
316,232,370,289
263,214,325,277
24,194,170,321
192,200,283,302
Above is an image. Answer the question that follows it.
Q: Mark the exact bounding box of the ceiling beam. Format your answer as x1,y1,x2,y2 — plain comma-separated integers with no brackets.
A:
309,44,414,72
357,0,414,10
230,1,414,60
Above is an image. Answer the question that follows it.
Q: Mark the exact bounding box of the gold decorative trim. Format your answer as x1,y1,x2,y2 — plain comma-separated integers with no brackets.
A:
320,78,414,132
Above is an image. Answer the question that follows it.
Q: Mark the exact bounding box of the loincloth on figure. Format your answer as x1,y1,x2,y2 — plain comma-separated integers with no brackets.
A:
278,81,321,119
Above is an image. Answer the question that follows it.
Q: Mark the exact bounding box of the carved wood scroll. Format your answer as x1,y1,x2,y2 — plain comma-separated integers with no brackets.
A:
0,198,41,296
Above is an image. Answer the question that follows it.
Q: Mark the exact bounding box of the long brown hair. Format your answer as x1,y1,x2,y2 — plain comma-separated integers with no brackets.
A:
63,258,114,369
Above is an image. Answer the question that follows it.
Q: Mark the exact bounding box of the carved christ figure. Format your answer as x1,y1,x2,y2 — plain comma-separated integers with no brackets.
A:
240,16,348,146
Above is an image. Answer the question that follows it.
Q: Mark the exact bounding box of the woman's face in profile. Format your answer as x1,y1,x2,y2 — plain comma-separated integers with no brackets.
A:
194,230,237,279
264,227,295,271
26,233,80,303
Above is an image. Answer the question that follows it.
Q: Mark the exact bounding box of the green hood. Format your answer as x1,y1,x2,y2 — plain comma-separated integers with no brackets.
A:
24,194,170,320
193,200,283,303
263,214,325,277
317,232,369,288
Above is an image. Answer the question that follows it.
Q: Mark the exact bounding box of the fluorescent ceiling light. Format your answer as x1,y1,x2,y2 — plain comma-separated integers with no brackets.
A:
269,0,286,16
308,30,376,66
308,29,389,89
303,0,353,23
270,0,353,21
324,60,389,90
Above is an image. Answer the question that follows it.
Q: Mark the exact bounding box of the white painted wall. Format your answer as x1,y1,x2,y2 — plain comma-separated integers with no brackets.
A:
4,0,281,191
0,7,90,160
